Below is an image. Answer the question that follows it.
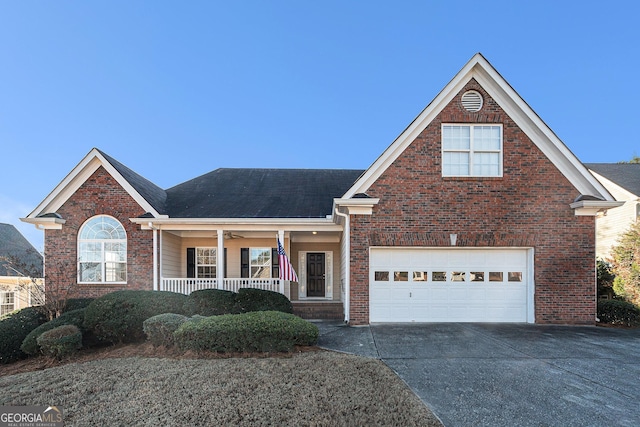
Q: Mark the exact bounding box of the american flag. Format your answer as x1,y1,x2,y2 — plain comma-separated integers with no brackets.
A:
277,238,298,282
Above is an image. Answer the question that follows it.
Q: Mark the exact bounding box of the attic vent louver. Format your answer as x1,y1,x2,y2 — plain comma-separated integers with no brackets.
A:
461,90,483,112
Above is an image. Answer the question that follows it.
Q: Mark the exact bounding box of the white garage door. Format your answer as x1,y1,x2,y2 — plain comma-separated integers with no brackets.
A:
370,248,532,323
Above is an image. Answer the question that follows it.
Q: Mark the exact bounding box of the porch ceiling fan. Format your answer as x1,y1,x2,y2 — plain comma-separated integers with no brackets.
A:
223,231,244,240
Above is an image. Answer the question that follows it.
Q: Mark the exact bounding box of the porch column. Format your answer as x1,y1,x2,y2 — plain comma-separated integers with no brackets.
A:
278,229,285,295
152,227,158,291
217,229,225,290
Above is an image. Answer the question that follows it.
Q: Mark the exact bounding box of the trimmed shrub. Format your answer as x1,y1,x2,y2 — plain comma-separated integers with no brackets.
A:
174,311,318,353
84,290,189,343
598,299,640,327
184,289,238,316
234,288,293,314
143,313,189,347
0,307,47,364
21,308,88,355
37,324,82,360
63,298,95,313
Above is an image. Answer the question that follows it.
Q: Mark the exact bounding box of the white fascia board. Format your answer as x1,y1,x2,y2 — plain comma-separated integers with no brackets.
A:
20,216,66,230
570,200,624,216
131,217,343,232
26,148,162,219
333,197,380,215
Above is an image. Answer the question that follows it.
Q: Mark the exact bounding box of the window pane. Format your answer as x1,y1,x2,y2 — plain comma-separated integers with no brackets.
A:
451,272,466,282
80,216,126,239
197,266,217,278
508,272,523,282
443,152,470,176
197,248,216,265
473,152,500,176
394,271,408,281
105,242,127,262
79,242,102,262
470,272,484,282
105,263,126,282
250,248,271,267
251,266,270,278
489,272,503,282
432,271,446,282
442,126,470,150
412,271,428,281
80,262,102,282
375,271,389,281
473,126,501,150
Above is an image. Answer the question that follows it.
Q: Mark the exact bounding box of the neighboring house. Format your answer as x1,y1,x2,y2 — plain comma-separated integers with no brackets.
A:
22,53,621,325
585,163,640,259
0,223,44,316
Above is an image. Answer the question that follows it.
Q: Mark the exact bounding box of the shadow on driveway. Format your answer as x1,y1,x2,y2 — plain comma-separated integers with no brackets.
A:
316,322,640,427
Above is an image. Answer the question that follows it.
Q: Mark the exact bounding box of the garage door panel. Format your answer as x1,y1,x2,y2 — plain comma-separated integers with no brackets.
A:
369,248,530,323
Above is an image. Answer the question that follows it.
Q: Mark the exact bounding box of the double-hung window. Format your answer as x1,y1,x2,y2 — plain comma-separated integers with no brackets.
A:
250,248,272,278
78,215,127,283
442,124,502,177
196,248,216,278
0,291,15,316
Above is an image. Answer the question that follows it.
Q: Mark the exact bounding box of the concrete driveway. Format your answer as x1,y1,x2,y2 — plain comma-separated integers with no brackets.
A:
316,322,640,427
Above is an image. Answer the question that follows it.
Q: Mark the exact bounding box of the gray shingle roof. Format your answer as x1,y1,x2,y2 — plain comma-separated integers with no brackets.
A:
0,223,43,276
97,149,168,214
165,168,364,218
585,163,640,197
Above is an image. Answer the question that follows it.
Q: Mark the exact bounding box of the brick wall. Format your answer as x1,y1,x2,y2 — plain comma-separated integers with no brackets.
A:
44,166,154,299
349,79,595,325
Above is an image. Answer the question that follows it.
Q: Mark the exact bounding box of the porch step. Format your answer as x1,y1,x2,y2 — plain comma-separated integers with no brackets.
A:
293,301,344,321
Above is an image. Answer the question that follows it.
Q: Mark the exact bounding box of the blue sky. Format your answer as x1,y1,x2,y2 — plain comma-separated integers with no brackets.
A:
1,1,638,250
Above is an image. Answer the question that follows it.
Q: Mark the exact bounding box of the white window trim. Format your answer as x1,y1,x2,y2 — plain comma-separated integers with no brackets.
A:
195,247,217,279
0,291,16,316
441,124,503,177
77,215,127,285
250,247,272,279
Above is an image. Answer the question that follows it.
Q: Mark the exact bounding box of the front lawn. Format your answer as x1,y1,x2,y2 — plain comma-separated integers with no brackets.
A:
0,349,442,426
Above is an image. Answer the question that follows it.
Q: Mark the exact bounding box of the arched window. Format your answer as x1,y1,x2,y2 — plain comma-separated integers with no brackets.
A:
78,215,127,283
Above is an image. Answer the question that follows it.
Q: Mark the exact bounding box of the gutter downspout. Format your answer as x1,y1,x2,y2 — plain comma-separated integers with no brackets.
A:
334,208,349,324
149,223,158,291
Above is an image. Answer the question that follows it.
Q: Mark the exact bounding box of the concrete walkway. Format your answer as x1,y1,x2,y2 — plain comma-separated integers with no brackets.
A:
315,321,640,427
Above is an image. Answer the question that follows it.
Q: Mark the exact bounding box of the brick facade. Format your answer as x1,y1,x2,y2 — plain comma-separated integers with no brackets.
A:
349,79,596,325
44,166,154,299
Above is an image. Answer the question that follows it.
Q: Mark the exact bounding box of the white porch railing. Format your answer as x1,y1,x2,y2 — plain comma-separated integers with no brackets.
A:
161,278,288,298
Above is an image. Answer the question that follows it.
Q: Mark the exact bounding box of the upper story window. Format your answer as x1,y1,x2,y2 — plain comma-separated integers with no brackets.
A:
78,215,127,283
442,124,502,177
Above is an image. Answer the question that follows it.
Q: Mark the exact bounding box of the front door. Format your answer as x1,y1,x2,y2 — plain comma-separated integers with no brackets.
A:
307,253,326,297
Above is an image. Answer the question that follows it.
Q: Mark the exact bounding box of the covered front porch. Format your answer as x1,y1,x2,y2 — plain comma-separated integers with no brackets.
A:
132,218,346,306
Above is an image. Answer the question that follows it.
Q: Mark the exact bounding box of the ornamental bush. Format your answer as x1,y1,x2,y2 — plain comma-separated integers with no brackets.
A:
598,300,640,327
143,313,189,347
36,324,82,360
183,289,238,316
0,306,47,364
234,288,293,314
21,308,88,355
63,298,95,313
84,290,189,343
174,311,318,353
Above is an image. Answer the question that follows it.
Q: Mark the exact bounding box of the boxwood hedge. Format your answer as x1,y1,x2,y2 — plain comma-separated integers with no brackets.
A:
21,308,88,355
183,289,238,316
84,290,189,343
234,288,293,314
174,311,318,353
36,324,83,360
143,313,189,347
0,306,47,364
